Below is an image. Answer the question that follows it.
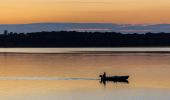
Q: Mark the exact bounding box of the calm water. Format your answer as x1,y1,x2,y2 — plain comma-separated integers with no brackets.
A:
0,48,170,100
1,47,170,53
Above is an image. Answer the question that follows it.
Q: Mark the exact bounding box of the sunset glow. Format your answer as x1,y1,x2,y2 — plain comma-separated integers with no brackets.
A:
0,0,170,24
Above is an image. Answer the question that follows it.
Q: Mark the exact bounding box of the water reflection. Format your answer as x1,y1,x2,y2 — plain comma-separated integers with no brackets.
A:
100,79,129,86
0,51,169,100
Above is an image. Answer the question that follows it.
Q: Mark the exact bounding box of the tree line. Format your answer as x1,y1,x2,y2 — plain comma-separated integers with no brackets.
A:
1,30,170,47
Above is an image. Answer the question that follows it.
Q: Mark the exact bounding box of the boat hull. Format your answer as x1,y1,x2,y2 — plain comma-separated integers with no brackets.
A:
101,76,129,81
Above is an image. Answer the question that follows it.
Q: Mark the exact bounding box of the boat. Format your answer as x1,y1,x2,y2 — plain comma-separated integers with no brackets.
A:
100,75,129,81
99,72,129,81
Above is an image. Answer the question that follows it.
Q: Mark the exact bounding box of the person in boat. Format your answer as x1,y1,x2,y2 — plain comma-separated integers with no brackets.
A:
103,72,106,78
99,72,106,79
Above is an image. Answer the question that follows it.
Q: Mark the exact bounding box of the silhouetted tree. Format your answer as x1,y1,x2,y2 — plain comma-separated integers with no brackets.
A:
3,30,8,35
0,31,170,47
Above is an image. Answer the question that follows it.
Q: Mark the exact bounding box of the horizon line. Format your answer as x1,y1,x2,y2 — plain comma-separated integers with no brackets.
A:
0,22,170,25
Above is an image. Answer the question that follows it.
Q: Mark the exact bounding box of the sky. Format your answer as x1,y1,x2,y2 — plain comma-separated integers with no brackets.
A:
0,0,170,24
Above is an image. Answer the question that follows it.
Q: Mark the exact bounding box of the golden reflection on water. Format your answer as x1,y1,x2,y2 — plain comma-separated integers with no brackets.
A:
0,53,169,100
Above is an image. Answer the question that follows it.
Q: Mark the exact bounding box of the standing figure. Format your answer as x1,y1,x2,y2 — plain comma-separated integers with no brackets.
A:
103,72,106,78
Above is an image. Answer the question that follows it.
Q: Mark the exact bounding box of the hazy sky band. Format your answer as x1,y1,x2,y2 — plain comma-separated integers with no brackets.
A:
0,0,170,24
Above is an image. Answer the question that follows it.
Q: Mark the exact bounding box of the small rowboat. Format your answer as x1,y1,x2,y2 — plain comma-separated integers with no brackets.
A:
104,76,129,80
100,75,129,81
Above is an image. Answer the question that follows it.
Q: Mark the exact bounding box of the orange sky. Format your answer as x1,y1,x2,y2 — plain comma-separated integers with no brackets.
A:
0,0,170,24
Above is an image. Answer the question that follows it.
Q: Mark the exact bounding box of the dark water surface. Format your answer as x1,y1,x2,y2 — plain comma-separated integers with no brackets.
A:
0,48,169,100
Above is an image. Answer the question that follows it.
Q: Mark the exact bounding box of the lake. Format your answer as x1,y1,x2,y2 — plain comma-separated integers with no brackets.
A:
0,48,169,100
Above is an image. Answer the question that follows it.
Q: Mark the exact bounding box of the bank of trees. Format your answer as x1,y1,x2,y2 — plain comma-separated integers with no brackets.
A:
0,31,170,47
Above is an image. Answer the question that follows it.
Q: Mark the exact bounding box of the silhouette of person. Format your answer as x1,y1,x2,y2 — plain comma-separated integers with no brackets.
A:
103,72,106,78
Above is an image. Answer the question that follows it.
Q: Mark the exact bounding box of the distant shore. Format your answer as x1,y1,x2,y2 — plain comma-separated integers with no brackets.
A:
1,31,170,47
